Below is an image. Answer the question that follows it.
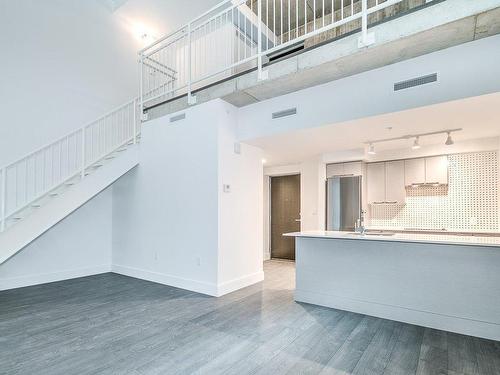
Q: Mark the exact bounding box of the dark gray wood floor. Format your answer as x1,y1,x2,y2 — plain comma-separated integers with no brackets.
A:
1,261,499,375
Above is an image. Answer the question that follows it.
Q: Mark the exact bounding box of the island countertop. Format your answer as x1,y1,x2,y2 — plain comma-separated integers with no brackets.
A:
284,230,500,248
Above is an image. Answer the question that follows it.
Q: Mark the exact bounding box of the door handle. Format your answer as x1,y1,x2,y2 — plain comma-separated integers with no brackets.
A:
294,219,301,222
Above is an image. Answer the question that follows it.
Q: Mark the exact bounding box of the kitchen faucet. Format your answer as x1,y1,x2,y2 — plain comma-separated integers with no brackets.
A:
354,210,367,235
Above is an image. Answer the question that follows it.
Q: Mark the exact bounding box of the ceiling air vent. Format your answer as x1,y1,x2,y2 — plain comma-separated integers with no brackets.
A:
170,113,186,123
394,73,438,91
272,107,297,119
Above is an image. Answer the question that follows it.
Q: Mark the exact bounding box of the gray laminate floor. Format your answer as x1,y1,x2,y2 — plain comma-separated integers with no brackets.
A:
1,261,499,375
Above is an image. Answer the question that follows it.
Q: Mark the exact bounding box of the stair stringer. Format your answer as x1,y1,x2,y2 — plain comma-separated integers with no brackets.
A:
0,145,139,266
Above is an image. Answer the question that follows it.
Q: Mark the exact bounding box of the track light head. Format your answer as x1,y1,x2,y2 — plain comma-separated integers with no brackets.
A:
412,137,421,150
368,143,376,155
445,132,454,146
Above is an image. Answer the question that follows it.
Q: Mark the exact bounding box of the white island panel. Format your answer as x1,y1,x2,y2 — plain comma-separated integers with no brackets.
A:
294,236,500,341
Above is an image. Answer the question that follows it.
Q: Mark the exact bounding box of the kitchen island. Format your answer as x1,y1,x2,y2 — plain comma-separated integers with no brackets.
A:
285,231,500,341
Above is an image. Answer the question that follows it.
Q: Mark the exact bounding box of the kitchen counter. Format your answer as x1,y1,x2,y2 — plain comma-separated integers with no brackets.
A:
284,230,500,248
289,230,500,341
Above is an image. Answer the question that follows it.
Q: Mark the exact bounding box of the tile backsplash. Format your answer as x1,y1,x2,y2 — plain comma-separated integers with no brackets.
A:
369,151,499,232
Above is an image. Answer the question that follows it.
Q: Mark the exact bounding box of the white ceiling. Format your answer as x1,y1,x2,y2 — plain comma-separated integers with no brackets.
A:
247,93,500,166
97,0,130,12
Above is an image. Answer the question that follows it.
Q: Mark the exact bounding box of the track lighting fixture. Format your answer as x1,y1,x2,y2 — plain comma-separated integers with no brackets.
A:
445,132,454,146
412,137,421,150
368,143,376,155
365,128,462,153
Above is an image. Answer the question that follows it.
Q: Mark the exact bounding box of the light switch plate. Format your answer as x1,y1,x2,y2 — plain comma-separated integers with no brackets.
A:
234,142,241,155
223,184,231,193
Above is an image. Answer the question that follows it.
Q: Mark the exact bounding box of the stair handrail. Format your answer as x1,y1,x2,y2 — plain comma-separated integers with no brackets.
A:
139,0,416,110
0,97,140,232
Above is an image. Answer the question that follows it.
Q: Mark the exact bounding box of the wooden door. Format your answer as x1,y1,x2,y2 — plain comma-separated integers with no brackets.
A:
271,174,301,260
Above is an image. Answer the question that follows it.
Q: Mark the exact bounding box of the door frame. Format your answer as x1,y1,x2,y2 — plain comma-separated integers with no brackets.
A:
267,173,301,261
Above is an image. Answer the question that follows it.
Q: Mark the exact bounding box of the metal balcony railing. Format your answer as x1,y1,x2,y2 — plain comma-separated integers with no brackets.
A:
0,99,140,233
139,0,422,111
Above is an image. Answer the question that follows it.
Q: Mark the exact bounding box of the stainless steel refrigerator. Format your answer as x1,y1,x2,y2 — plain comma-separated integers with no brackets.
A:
326,176,362,231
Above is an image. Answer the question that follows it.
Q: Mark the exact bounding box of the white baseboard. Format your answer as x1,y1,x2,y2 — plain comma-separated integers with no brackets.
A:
216,271,264,297
0,264,112,291
263,252,271,261
295,289,500,342
111,264,219,296
0,263,264,297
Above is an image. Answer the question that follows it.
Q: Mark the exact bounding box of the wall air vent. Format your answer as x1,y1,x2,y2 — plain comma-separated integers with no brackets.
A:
394,73,438,91
272,108,297,119
170,113,186,123
268,43,305,63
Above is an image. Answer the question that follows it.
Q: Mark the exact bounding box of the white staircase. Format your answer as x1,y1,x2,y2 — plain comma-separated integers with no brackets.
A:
0,99,141,265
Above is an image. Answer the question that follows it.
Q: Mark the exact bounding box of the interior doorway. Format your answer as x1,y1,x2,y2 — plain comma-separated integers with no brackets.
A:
270,174,301,260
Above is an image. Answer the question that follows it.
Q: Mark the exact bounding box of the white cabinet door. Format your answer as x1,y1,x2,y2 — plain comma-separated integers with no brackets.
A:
405,158,426,186
344,162,363,176
385,161,406,203
367,163,386,204
425,156,448,184
326,163,344,178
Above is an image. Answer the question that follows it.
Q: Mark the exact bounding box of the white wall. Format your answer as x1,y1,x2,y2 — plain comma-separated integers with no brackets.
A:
237,34,500,141
0,189,113,290
217,105,264,294
0,1,140,167
300,158,326,231
263,158,326,259
111,102,220,295
112,99,264,296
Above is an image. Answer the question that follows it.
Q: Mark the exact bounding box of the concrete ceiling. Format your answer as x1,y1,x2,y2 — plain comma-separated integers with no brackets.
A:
247,93,500,166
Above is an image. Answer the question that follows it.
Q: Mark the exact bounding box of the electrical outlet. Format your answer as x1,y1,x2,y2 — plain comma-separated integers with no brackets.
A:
196,257,201,266
154,252,158,261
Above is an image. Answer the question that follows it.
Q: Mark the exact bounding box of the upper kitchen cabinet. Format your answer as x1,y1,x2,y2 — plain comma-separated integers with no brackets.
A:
367,161,406,204
326,162,363,177
405,158,426,186
367,162,386,204
385,161,406,203
425,156,449,185
405,156,448,186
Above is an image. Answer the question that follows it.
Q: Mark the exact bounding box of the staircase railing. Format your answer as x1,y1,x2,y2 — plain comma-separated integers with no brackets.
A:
0,99,140,232
139,0,414,111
